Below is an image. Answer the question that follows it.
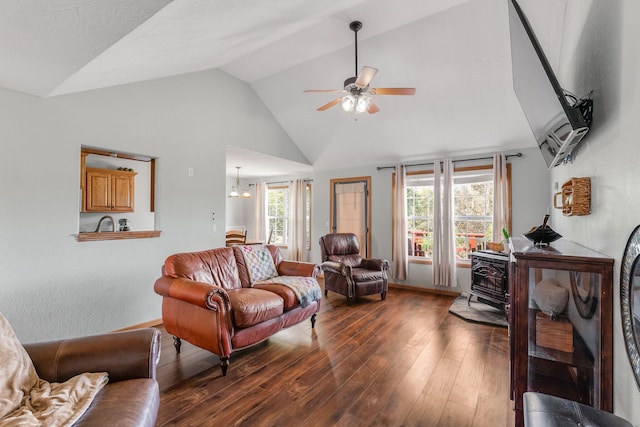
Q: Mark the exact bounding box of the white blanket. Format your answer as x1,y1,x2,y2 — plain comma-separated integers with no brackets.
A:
0,313,108,427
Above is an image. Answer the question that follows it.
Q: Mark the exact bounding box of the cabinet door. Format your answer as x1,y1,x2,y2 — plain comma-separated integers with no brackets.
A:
86,170,111,212
525,268,602,407
111,173,134,212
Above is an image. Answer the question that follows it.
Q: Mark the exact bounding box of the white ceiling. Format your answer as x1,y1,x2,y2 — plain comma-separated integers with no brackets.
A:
0,0,570,176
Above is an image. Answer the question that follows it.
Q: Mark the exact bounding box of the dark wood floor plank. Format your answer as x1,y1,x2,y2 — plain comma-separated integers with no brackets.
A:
448,325,492,409
155,287,514,427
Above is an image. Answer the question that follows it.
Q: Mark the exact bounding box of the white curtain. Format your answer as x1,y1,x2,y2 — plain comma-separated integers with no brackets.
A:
288,179,307,261
253,181,266,242
432,159,457,287
392,164,408,280
492,153,508,242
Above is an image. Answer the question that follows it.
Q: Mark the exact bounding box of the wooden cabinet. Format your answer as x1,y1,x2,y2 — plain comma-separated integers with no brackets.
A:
508,237,613,427
84,167,136,212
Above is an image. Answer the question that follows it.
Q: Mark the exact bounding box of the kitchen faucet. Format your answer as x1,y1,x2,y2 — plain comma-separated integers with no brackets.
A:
95,215,115,232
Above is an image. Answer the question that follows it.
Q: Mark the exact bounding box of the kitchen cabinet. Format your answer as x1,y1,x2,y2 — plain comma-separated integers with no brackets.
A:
508,237,613,427
85,167,136,212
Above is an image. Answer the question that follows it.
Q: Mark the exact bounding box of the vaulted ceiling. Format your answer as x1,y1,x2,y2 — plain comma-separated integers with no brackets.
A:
0,0,570,175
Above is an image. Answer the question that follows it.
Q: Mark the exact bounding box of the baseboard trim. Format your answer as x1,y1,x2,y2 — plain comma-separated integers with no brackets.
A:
389,283,461,297
114,318,163,331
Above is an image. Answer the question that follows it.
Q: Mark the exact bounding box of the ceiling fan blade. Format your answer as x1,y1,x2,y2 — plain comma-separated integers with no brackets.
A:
368,102,380,114
304,89,344,93
370,87,416,95
317,98,341,111
355,66,378,88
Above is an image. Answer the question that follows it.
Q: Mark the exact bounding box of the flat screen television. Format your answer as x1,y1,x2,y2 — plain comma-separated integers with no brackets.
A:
508,0,592,169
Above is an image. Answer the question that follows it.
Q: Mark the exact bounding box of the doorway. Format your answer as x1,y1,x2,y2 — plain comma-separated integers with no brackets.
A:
330,176,371,257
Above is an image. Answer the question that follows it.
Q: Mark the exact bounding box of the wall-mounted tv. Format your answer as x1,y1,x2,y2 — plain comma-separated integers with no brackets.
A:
508,0,592,169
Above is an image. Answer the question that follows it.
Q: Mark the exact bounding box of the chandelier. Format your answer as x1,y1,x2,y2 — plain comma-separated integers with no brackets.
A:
229,166,251,198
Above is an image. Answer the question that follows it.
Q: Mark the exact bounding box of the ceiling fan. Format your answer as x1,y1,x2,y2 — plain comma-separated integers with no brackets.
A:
304,20,416,115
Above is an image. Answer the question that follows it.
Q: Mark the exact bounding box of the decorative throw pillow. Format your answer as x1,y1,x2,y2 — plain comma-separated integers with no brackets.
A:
239,245,278,284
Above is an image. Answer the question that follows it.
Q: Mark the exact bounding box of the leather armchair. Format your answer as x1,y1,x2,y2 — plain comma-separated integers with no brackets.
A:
23,328,161,427
319,233,389,303
523,392,632,427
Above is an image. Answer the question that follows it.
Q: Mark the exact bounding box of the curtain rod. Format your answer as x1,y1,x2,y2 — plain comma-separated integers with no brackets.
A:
376,152,523,171
249,178,313,186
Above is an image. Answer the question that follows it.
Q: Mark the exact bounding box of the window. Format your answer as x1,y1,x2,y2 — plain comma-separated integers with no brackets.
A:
267,185,289,245
266,181,313,248
453,168,494,259
406,175,435,258
403,165,510,262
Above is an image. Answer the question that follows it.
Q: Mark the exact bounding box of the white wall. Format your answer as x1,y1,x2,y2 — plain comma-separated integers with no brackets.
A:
310,147,549,294
547,0,638,422
0,69,307,343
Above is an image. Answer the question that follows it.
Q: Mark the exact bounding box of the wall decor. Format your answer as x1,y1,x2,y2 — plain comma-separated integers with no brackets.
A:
553,177,590,216
621,225,640,389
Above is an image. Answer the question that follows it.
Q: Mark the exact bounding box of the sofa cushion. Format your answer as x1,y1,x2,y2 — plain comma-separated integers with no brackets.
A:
252,283,299,311
238,245,278,284
352,267,384,283
227,288,284,328
328,254,362,267
163,247,241,290
254,276,322,308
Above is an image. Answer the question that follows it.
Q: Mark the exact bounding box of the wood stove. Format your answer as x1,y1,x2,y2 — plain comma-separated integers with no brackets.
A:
469,250,509,311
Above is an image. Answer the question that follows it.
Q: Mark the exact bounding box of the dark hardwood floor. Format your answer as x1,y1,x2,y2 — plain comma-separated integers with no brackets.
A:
155,286,515,427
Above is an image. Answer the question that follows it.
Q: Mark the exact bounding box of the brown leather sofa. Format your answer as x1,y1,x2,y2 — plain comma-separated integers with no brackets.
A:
154,245,321,376
23,328,161,427
319,233,389,303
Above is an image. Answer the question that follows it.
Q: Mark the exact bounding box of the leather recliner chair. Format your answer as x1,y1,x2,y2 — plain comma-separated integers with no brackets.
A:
319,233,389,304
23,328,161,427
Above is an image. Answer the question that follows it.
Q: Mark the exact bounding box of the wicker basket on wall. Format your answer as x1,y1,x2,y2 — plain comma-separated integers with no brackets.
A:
553,177,591,216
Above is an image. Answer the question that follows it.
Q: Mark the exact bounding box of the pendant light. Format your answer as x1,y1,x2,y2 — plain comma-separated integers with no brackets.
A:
229,166,251,198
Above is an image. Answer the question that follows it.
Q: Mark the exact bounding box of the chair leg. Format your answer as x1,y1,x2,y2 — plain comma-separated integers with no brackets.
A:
310,313,317,328
173,336,182,353
220,357,230,376
324,289,328,297
381,291,387,301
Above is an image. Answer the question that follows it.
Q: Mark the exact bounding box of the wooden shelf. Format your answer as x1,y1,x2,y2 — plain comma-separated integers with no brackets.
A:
77,230,161,242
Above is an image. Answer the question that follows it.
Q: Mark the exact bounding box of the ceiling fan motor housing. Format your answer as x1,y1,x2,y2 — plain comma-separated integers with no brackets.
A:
344,76,367,94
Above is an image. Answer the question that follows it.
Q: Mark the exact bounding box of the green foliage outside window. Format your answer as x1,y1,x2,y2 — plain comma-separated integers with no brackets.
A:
267,187,288,245
406,171,494,260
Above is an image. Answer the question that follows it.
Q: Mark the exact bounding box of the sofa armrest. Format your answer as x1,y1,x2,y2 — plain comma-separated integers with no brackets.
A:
278,260,321,278
321,261,352,277
23,328,161,384
361,258,390,271
153,276,234,353
154,276,231,311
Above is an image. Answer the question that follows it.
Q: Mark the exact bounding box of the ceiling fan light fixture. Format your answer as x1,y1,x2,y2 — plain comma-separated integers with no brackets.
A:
341,94,356,112
341,93,371,114
305,20,415,114
356,93,372,114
